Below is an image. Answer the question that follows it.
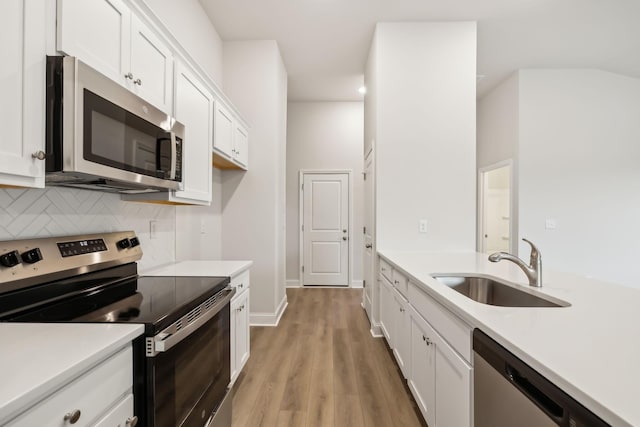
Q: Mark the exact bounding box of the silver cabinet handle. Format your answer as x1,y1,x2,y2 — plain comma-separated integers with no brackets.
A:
64,409,81,424
125,72,133,80
32,151,46,160
134,78,142,85
126,416,139,427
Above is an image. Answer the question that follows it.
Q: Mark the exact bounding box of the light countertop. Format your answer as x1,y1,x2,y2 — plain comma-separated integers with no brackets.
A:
378,250,640,427
0,323,143,425
141,260,252,278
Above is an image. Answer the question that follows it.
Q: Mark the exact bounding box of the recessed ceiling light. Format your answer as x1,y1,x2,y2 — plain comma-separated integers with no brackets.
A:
358,86,367,95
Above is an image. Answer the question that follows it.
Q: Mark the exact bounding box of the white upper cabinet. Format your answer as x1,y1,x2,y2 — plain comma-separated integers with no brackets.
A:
129,15,173,112
213,101,249,170
0,0,47,188
171,62,213,204
57,0,173,112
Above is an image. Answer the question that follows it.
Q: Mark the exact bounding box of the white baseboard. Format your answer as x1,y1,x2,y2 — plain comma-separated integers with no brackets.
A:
250,294,288,327
370,323,383,338
286,279,300,288
351,280,363,288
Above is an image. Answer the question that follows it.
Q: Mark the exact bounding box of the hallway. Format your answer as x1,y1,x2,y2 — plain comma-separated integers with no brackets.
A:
231,288,425,427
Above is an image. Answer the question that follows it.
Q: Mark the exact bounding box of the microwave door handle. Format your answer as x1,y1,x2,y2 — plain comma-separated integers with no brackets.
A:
169,132,177,180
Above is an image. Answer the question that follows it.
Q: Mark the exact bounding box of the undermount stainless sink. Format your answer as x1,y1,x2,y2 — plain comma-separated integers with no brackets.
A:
431,274,570,308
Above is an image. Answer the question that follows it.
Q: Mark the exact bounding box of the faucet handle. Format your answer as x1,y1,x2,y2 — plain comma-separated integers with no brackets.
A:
522,238,541,264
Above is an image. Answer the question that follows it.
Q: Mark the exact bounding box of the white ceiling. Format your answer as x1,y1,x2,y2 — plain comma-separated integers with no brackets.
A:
199,0,640,101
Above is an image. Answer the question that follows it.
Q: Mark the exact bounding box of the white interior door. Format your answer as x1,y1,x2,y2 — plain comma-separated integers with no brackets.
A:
480,164,511,254
302,173,350,286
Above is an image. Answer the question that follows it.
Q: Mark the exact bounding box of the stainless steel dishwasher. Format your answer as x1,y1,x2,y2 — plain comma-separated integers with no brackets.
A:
473,329,609,427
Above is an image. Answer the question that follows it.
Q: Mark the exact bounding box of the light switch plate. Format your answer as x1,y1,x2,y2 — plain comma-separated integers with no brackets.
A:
419,219,428,233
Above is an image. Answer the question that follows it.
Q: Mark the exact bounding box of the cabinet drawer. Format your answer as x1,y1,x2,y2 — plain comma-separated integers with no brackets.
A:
379,258,392,282
392,268,409,297
408,282,472,362
93,394,133,427
231,269,250,294
7,346,132,427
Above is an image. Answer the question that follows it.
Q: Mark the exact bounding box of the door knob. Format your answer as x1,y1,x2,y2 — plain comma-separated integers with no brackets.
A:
343,229,347,233
32,151,46,160
342,236,347,241
365,243,372,249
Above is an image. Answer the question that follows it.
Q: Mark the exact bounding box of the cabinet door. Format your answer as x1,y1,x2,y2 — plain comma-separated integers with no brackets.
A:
173,62,213,204
93,394,134,427
234,123,249,167
237,291,250,370
409,310,436,427
0,0,46,187
434,332,472,427
214,102,234,156
130,15,173,113
392,289,410,378
57,0,131,85
230,295,239,384
379,277,393,343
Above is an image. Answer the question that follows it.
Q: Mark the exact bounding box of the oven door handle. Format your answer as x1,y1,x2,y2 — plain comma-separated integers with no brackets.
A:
150,287,235,356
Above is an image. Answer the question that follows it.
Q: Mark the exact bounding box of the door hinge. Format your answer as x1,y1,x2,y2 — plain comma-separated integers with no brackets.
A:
363,279,366,288
363,226,366,234
302,265,304,273
301,183,304,191
363,172,367,180
301,224,304,231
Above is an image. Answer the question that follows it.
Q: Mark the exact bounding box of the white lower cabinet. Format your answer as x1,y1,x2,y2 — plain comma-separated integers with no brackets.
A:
379,275,393,342
230,269,251,385
7,346,135,427
391,287,411,379
409,306,472,427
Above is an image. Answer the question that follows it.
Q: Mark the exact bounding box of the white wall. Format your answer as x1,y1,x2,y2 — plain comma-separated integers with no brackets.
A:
221,41,288,321
286,102,364,286
143,0,223,85
517,70,640,288
375,22,477,252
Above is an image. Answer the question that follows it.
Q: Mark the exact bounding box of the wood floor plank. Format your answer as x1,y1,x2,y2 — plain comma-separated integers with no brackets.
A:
231,288,423,427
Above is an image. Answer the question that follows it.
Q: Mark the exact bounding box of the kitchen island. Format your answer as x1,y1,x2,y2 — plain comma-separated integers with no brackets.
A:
379,250,640,427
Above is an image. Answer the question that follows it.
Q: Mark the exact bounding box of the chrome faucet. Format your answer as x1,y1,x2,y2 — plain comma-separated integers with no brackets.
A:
488,238,542,287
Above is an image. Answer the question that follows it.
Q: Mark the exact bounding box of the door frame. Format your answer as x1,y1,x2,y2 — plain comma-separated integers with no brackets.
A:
299,169,353,287
477,160,515,255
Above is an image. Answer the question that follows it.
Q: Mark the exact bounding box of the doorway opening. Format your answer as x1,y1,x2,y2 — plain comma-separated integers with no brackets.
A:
299,170,352,287
478,162,513,254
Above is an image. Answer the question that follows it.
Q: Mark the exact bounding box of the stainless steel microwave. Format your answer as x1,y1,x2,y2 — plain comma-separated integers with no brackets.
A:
45,56,184,193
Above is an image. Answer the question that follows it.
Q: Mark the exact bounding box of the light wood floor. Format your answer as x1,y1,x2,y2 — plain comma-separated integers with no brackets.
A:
231,288,426,427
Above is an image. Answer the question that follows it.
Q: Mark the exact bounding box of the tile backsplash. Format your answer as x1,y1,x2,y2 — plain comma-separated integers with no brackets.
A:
0,187,176,271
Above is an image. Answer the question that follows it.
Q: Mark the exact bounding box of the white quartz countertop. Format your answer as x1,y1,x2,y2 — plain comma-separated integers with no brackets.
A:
141,260,252,278
378,250,640,427
0,323,143,425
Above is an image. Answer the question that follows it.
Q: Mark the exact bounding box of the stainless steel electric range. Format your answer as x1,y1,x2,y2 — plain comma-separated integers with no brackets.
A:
0,231,234,427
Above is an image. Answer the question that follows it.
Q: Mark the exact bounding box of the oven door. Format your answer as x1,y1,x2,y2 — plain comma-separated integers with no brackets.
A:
146,288,234,427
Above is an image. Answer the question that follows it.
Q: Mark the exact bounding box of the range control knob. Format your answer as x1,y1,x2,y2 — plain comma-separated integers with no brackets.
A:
129,237,140,248
116,238,132,250
21,248,43,264
0,250,21,268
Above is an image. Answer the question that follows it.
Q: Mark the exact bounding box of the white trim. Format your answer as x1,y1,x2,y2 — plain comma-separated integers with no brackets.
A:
351,280,363,288
477,159,515,255
286,279,301,288
249,295,288,327
299,169,353,287
370,323,383,338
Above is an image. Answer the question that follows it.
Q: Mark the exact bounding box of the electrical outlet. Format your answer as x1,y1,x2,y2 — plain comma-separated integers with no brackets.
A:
419,219,428,233
200,219,206,234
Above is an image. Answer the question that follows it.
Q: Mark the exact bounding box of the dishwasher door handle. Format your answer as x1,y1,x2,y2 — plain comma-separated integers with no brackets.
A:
505,364,564,422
